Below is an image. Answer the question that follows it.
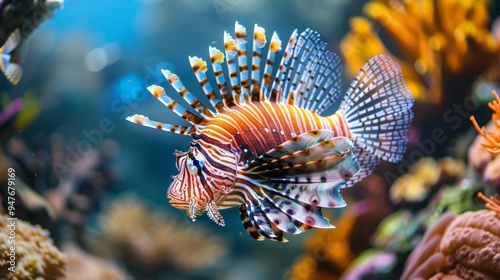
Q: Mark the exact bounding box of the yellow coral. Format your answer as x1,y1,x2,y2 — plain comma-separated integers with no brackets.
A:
341,0,499,104
0,214,66,279
389,157,464,203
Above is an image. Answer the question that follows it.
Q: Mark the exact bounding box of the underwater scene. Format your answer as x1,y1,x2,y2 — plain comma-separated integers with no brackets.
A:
1,0,500,279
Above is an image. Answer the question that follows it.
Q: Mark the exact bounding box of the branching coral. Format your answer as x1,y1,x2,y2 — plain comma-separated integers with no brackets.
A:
471,90,500,154
88,194,230,276
478,192,500,213
0,213,66,279
470,90,500,187
341,0,499,105
0,134,121,245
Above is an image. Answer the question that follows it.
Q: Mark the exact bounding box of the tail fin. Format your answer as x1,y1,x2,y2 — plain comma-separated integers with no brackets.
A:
340,54,414,185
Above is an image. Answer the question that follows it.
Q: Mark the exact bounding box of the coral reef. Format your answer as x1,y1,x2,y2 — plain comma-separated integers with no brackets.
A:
0,213,66,279
341,0,499,106
88,194,230,276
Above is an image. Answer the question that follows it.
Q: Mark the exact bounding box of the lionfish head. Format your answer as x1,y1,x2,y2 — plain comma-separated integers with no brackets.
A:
167,144,237,225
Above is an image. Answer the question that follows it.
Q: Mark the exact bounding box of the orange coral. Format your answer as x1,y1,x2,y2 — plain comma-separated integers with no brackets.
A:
470,90,500,186
478,192,500,213
341,0,499,105
471,90,500,154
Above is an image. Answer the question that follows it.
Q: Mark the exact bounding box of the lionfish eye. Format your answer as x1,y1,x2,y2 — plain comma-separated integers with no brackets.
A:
186,154,205,174
186,158,198,173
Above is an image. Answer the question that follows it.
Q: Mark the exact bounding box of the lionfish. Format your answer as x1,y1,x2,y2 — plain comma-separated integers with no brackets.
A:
127,22,414,241
0,29,22,85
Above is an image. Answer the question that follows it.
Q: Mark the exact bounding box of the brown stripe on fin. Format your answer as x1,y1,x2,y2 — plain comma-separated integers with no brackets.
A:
161,69,214,119
126,114,197,136
224,31,242,105
189,56,224,113
250,24,266,102
145,85,203,125
209,46,236,108
235,22,250,104
261,32,282,100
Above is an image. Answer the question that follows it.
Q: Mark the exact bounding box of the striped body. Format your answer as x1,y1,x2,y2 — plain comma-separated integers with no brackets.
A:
127,22,414,241
202,102,351,162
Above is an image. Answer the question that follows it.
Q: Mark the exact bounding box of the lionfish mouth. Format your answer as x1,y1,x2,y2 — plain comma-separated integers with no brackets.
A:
168,196,205,222
168,197,189,210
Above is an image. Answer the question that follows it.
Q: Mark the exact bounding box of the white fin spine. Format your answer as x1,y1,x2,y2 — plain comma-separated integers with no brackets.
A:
209,46,236,108
250,24,266,101
281,29,310,105
235,22,250,103
269,29,297,102
161,69,214,118
145,84,203,126
260,31,281,100
126,114,196,135
283,29,318,107
224,31,242,104
309,52,342,114
188,56,223,112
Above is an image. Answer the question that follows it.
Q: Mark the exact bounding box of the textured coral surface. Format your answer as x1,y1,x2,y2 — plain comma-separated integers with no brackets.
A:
437,210,500,279
0,214,66,279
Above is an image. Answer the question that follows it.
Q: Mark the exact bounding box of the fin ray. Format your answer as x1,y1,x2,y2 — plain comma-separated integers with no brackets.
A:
340,54,414,162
